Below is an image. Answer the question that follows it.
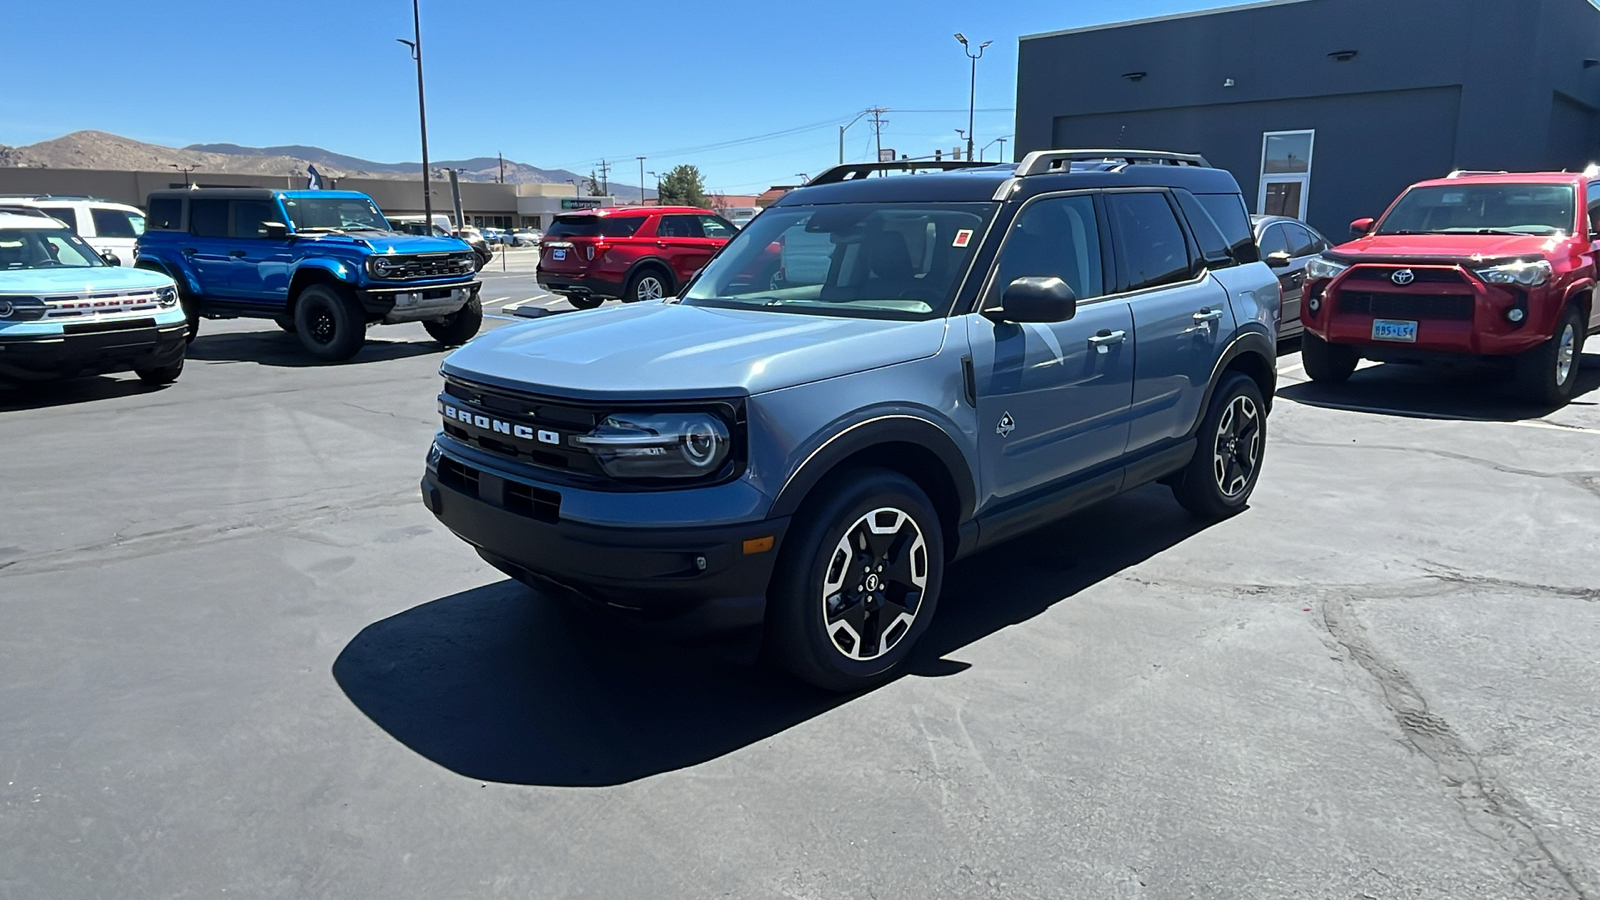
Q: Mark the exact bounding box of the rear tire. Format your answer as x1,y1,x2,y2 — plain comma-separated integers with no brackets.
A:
1172,372,1266,520
766,468,944,692
423,295,483,347
134,356,184,386
1515,304,1584,407
1302,331,1357,384
624,268,669,303
293,284,366,362
565,293,602,310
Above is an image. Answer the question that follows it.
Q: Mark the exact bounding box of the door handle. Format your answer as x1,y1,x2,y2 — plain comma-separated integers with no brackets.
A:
228,250,247,258
1088,329,1126,354
1193,309,1223,323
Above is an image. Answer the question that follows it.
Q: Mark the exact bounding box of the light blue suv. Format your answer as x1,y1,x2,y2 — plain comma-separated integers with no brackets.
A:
0,209,187,386
422,150,1281,690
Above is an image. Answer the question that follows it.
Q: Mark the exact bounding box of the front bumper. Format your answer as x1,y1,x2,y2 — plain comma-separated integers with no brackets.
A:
0,319,187,381
420,447,789,635
1304,263,1549,356
356,279,479,323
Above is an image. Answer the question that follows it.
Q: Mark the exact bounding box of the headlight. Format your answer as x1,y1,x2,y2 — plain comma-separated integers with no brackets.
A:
0,296,47,321
573,412,732,479
1304,256,1350,281
1473,259,1552,287
369,256,403,278
156,286,179,308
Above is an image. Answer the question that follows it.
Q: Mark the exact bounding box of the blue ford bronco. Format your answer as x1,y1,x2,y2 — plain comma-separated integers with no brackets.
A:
422,150,1281,690
135,189,481,361
0,208,187,386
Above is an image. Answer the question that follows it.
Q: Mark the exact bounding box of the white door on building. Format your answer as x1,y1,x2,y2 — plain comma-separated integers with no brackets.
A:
1258,130,1314,220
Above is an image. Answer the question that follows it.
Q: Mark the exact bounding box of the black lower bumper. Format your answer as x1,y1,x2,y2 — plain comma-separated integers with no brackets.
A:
0,321,187,381
420,468,789,635
535,272,625,300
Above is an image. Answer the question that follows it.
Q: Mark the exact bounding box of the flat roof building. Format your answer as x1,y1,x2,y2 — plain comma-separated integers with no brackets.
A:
1014,0,1600,238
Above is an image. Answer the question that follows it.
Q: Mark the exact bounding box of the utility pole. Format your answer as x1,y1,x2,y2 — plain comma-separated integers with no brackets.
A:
649,171,661,204
637,156,646,204
498,151,504,184
870,107,888,165
397,0,432,224
596,160,610,197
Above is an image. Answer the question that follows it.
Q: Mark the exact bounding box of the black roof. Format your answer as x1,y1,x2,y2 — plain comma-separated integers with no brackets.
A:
146,188,278,202
773,151,1243,206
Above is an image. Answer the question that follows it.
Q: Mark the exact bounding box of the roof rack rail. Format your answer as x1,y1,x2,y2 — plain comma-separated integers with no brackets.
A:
1445,169,1508,178
806,159,991,185
1014,149,1211,176
0,193,105,201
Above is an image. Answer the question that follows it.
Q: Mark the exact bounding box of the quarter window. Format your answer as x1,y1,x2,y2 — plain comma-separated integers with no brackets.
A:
91,208,144,238
987,194,1105,303
1106,192,1193,292
1173,190,1237,270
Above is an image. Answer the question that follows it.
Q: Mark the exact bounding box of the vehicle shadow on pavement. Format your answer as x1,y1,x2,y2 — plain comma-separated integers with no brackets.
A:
1279,351,1600,422
0,374,167,411
183,329,446,367
332,484,1211,787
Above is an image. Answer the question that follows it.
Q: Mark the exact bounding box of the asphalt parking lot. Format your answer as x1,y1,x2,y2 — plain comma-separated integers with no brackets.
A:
3,284,1600,898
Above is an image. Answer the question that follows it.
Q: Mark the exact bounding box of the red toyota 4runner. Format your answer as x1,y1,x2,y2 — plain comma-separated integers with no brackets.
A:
1301,171,1600,405
536,206,737,309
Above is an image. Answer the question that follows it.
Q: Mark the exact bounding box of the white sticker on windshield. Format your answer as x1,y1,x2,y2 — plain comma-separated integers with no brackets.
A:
953,229,974,248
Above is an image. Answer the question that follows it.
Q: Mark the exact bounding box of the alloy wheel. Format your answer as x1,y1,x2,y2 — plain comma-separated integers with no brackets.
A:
821,507,928,662
1212,395,1262,498
1557,322,1577,387
636,276,664,301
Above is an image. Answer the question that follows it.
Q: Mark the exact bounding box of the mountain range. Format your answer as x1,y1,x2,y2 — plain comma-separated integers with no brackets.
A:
0,131,653,200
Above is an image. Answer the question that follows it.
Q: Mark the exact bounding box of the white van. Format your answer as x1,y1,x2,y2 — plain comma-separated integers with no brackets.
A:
723,206,760,229
0,195,145,265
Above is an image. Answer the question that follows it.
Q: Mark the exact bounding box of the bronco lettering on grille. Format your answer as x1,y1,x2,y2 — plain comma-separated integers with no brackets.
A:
440,402,537,441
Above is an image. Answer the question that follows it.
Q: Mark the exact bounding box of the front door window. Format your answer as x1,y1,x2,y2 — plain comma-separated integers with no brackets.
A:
1258,130,1314,219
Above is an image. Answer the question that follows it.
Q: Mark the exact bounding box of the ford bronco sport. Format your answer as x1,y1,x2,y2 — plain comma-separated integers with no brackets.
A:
423,151,1281,690
537,206,738,309
135,189,482,361
1301,171,1600,405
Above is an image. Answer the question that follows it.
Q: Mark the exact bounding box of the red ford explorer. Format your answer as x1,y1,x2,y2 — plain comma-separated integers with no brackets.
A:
1301,171,1599,405
536,206,737,309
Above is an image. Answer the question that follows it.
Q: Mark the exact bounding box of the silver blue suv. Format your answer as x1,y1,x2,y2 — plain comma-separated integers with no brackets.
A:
421,150,1281,690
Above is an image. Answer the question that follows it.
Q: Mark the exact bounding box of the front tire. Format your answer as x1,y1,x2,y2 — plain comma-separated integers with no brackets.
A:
423,295,483,347
1515,304,1584,407
274,316,297,334
293,284,366,362
624,268,669,303
1172,372,1266,519
766,468,944,692
1302,331,1357,384
134,357,184,386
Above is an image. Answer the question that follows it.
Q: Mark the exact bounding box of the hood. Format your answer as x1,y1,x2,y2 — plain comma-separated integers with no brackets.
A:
443,302,949,400
295,231,470,255
1333,232,1568,264
0,265,173,295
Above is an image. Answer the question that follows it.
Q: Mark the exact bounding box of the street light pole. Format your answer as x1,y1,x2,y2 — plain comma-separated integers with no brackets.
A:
839,109,874,164
954,34,991,165
398,0,432,224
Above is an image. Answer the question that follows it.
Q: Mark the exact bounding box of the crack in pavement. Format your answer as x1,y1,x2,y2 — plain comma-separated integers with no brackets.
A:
1273,436,1600,504
1319,593,1598,899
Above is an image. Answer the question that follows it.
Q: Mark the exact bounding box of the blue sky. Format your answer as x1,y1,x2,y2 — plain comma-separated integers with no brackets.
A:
3,0,1226,194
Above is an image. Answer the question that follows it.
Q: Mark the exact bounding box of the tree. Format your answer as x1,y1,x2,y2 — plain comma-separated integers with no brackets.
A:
585,170,601,196
657,164,709,207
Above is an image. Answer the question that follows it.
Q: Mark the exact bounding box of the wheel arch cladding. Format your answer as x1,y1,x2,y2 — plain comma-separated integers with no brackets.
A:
1193,330,1277,436
770,418,975,557
287,265,353,315
628,258,675,291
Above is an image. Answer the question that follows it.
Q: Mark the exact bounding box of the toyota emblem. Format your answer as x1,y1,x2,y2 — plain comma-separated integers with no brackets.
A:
1391,269,1416,286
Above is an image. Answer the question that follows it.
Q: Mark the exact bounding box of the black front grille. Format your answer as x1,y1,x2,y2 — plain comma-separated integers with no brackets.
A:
440,377,606,477
1337,291,1474,320
385,253,474,280
505,481,561,523
437,456,480,496
1346,267,1468,286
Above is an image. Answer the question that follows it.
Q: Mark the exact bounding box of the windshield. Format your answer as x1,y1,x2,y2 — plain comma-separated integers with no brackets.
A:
0,226,106,269
1377,184,1576,236
282,196,392,232
681,203,991,320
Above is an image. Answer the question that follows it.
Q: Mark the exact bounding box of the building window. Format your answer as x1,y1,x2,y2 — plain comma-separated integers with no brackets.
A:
1258,130,1314,219
521,215,541,228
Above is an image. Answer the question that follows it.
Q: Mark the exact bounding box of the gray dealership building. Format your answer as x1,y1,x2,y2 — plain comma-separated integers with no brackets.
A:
1014,0,1600,238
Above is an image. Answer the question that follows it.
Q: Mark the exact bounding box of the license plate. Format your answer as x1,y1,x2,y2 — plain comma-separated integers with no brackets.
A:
1371,318,1417,343
552,249,566,260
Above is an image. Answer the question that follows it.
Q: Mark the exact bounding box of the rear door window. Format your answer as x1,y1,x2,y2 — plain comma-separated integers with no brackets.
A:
147,198,183,230
1106,192,1194,291
188,199,230,237
658,215,705,238
40,207,78,232
91,207,144,238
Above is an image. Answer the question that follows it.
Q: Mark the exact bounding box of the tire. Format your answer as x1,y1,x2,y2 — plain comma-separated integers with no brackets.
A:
766,468,945,692
1171,372,1267,520
274,316,297,334
292,284,366,362
423,295,483,347
1515,304,1585,407
623,268,669,303
565,293,603,310
1301,331,1357,384
134,356,184,386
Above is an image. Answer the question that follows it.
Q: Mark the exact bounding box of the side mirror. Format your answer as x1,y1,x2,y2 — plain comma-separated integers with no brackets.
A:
263,221,290,240
100,250,122,267
1264,251,1293,269
1350,217,1375,237
983,276,1077,324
